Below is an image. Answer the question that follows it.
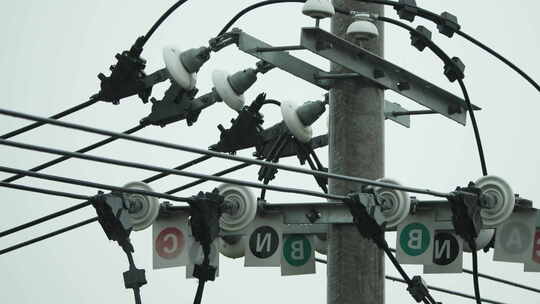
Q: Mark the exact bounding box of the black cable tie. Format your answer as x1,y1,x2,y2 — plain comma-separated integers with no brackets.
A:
394,0,418,22
444,56,466,83
437,11,461,38
410,25,433,52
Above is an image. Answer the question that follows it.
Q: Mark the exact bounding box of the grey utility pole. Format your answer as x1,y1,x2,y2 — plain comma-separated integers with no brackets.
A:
327,1,385,304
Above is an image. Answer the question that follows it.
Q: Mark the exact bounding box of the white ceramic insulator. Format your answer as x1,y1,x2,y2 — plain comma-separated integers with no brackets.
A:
163,46,197,90
212,70,245,111
281,100,313,143
123,181,160,231
218,184,257,232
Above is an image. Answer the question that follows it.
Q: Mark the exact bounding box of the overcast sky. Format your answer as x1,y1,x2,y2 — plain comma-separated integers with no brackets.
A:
0,1,539,304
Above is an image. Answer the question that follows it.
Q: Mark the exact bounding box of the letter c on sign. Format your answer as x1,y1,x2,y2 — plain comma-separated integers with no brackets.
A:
156,227,185,259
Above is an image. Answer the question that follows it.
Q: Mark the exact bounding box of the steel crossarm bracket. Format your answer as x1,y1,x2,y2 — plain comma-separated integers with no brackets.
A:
235,29,332,90
300,27,480,126
384,101,411,128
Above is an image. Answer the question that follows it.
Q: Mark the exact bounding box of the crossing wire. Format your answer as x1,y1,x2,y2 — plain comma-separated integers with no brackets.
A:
0,107,452,198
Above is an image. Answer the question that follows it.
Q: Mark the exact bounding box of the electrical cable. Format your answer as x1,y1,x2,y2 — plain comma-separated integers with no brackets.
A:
355,0,540,92
0,217,98,256
375,16,489,178
218,0,305,36
140,0,190,47
0,182,92,201
166,163,251,194
0,107,452,198
0,155,212,240
0,139,345,201
0,200,92,238
315,258,507,304
470,241,482,304
0,165,192,203
2,124,145,183
0,97,99,140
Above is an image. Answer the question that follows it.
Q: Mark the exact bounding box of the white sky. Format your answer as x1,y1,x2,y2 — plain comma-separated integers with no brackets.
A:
0,1,539,304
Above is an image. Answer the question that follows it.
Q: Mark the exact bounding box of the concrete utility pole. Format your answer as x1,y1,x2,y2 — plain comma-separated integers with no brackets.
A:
328,1,385,304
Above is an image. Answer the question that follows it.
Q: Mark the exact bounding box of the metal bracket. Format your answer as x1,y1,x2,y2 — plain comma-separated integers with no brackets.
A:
300,27,480,125
384,101,411,128
235,29,332,90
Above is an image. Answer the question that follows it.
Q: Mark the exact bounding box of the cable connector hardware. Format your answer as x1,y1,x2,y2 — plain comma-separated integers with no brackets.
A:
444,56,465,82
407,276,431,303
437,12,461,38
410,26,433,52
395,0,418,22
91,191,133,251
342,192,386,248
189,189,224,282
449,184,483,244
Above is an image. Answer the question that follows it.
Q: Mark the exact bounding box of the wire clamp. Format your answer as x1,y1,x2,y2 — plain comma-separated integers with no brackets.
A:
342,192,386,248
448,184,483,245
444,56,465,83
395,0,418,22
406,275,432,303
410,25,433,52
437,12,461,38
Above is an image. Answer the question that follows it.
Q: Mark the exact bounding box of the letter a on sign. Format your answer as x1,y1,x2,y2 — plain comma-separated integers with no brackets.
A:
245,214,284,267
396,210,434,265
494,209,536,263
153,212,192,269
280,234,315,276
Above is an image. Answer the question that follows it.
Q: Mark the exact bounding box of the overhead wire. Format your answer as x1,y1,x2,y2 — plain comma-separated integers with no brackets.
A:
2,124,146,183
0,139,345,201
0,107,453,198
140,0,191,47
315,258,507,304
374,16,488,176
355,0,540,92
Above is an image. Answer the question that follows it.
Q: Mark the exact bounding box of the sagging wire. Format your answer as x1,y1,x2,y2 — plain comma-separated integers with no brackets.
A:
0,107,453,198
316,257,507,304
355,0,540,92
139,0,191,48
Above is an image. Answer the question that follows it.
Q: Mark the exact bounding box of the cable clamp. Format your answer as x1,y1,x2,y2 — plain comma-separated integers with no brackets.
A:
448,184,483,244
406,275,431,303
395,0,419,22
342,192,386,248
437,12,461,38
410,25,433,52
189,190,224,282
444,57,465,82
91,192,134,250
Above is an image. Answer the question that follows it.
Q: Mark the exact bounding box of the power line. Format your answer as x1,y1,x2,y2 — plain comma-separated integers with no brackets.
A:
142,155,212,183
0,139,345,201
0,217,98,256
140,0,191,47
166,163,251,194
2,125,145,183
0,97,99,140
0,107,452,198
0,182,92,201
355,0,540,92
315,258,507,304
0,165,192,203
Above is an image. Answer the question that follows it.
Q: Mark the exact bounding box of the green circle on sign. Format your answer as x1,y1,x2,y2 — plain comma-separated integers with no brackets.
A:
283,235,311,266
400,223,430,256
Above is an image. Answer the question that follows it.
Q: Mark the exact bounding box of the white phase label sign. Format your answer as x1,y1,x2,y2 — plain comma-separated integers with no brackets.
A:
494,209,537,263
153,212,192,269
186,240,220,279
245,214,283,267
424,230,463,274
280,234,315,276
397,210,434,265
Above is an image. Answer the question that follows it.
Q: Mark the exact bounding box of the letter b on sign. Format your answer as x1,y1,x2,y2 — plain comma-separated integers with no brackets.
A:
284,235,311,266
400,223,430,256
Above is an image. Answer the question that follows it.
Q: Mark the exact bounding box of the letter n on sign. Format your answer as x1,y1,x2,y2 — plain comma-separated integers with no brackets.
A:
245,214,284,267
